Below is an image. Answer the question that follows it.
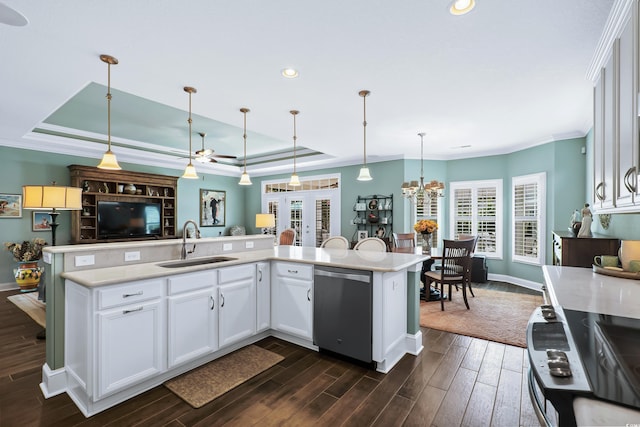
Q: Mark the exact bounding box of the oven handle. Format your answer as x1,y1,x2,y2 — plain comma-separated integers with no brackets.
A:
528,367,552,427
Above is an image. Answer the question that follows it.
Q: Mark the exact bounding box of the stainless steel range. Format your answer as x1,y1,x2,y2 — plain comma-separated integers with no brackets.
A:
526,286,640,426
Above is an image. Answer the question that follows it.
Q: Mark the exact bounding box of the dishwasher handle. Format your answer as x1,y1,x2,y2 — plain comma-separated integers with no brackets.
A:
314,268,370,283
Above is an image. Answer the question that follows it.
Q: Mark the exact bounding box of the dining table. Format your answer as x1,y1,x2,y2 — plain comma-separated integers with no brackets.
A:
391,247,445,301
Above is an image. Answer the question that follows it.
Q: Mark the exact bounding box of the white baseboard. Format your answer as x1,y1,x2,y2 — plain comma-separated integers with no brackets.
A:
405,331,423,356
40,363,67,398
487,273,542,292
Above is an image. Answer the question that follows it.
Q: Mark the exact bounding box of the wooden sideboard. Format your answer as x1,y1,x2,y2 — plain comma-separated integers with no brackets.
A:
552,230,620,268
68,165,178,244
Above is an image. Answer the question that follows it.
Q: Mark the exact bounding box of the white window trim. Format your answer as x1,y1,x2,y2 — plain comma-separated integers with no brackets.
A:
511,172,546,265
449,179,503,259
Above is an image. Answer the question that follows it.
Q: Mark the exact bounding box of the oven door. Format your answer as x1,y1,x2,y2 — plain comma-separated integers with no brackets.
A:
526,307,592,427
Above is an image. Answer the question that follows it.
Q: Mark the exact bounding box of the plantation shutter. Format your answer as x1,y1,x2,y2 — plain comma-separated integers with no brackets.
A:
512,173,545,264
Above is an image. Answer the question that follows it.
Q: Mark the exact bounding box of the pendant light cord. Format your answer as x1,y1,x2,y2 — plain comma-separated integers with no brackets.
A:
106,61,112,152
187,91,193,166
242,109,248,173
362,94,367,166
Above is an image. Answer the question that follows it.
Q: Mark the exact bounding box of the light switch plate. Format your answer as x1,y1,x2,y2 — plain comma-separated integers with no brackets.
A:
245,241,254,249
223,243,233,251
75,255,95,267
125,251,141,261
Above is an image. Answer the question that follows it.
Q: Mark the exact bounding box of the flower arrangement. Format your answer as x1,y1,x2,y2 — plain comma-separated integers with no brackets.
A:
413,219,438,234
4,238,47,262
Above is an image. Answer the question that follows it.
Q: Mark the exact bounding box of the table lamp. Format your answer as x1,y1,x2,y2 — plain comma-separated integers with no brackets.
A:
23,183,83,246
255,213,275,234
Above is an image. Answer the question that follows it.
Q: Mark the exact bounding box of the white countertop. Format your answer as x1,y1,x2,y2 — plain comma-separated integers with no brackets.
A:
542,265,640,319
62,246,428,287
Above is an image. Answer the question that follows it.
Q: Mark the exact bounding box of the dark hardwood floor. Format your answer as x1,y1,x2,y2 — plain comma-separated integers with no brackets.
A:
1,288,543,426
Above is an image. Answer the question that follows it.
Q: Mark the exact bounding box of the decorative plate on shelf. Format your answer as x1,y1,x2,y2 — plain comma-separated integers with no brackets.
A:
368,199,378,210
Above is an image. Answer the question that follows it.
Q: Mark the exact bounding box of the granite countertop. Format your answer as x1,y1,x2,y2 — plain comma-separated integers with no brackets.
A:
62,245,428,287
542,265,640,319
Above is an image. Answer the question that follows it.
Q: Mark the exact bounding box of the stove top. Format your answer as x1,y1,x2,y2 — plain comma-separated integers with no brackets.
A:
563,309,640,410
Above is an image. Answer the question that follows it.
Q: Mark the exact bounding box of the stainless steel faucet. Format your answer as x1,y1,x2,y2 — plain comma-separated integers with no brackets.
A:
181,220,201,259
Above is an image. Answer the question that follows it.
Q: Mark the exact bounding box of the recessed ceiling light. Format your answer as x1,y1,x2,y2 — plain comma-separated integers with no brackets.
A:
450,0,475,15
281,68,299,79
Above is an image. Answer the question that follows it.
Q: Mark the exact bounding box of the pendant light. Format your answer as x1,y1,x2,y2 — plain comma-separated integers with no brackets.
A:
182,86,198,179
289,110,301,187
238,107,252,185
357,90,372,181
97,54,122,170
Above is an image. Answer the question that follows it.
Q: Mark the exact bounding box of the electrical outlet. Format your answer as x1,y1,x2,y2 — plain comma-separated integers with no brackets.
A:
75,255,95,267
223,243,233,251
245,241,254,249
125,251,141,261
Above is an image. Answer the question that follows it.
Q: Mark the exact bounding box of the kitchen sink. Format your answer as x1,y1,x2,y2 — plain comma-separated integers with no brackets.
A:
157,256,237,268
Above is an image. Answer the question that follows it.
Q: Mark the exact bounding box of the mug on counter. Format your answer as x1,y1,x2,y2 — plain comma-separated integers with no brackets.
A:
629,260,640,273
594,255,619,268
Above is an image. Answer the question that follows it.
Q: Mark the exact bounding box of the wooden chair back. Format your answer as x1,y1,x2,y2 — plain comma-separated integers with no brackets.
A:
279,228,296,245
392,233,415,250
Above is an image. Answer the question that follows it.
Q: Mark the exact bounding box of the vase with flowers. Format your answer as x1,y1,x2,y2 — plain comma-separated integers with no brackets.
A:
413,219,438,254
4,238,47,291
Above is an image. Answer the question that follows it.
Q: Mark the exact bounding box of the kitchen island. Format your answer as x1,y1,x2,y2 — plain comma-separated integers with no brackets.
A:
40,236,427,417
531,265,640,426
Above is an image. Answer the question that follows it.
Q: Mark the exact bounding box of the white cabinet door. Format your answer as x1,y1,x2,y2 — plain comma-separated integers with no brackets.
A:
167,287,218,368
256,262,271,332
600,50,617,209
616,9,638,207
272,262,313,340
96,299,164,399
218,265,257,348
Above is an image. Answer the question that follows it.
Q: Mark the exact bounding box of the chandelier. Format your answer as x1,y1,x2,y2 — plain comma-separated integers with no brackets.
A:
401,132,445,204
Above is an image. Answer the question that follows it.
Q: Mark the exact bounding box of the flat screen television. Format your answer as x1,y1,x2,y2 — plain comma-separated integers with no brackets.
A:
97,201,161,240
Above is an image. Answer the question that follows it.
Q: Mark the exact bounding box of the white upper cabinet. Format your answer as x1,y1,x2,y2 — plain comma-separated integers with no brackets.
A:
591,0,640,213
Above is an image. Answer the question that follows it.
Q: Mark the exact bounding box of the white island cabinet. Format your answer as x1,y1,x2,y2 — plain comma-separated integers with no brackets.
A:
65,278,165,404
271,262,314,343
218,264,257,347
167,270,218,368
256,262,270,332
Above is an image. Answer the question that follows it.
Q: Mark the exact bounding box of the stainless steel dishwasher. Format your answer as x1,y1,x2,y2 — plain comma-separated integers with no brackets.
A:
313,265,372,364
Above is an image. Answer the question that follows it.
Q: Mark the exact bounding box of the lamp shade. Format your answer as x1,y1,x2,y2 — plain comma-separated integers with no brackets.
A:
239,172,252,186
357,166,372,181
289,173,301,187
255,213,275,228
182,163,199,179
97,151,121,170
22,185,82,210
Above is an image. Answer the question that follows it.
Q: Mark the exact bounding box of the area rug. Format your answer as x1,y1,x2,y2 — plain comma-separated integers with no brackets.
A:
7,291,46,328
164,345,284,408
420,287,542,348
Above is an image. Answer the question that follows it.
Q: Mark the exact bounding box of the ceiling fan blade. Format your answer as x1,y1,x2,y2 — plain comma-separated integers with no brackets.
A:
207,158,218,163
195,148,213,157
210,154,237,159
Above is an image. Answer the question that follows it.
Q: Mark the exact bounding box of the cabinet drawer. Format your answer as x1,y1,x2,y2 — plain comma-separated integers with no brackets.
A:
274,262,313,280
167,271,216,295
218,264,255,284
97,279,164,310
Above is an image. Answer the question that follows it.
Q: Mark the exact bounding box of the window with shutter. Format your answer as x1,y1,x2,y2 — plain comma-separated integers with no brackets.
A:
512,173,545,265
415,193,441,249
449,179,503,258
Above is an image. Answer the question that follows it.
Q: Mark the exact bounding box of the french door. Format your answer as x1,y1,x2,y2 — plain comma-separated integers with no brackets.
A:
264,191,340,247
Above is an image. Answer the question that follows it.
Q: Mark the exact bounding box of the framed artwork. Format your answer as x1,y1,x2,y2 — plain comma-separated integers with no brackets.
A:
200,189,226,227
0,194,22,218
357,230,368,241
32,211,52,231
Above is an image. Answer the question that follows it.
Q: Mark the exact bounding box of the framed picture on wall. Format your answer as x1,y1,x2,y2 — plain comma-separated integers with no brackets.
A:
0,194,22,218
200,189,226,227
32,211,52,231
357,230,368,241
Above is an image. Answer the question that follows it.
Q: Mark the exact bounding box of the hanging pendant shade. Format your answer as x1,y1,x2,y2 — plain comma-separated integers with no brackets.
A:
289,110,301,187
182,86,198,179
97,54,122,170
238,107,252,186
357,90,372,181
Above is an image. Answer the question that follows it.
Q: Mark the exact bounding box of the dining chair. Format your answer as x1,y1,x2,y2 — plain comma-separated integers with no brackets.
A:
320,235,349,249
424,238,475,311
392,232,415,252
456,234,477,297
354,237,387,252
278,228,296,245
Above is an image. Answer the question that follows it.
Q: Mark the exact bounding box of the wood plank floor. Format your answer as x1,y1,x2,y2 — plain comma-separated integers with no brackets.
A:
0,288,543,427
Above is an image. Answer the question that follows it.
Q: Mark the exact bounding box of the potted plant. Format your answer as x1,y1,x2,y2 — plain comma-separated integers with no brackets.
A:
4,238,47,291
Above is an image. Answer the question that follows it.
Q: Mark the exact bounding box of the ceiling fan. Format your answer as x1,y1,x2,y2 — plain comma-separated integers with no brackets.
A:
193,132,237,163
